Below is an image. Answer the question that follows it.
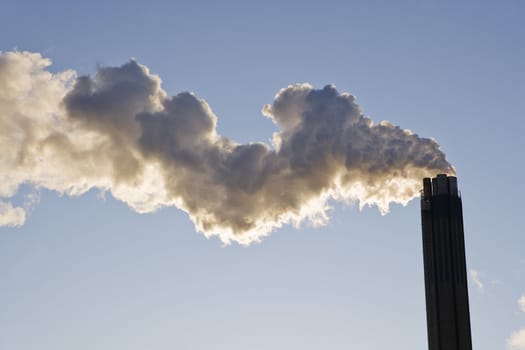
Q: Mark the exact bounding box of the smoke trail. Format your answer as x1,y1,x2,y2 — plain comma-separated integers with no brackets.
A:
0,51,454,244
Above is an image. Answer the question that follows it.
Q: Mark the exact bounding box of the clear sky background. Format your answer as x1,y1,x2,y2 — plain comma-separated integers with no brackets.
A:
1,0,524,349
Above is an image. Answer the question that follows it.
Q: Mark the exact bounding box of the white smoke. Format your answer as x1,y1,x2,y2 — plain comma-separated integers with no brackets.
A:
0,50,454,244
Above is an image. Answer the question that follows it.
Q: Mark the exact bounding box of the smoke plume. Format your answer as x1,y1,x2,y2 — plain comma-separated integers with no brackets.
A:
0,51,454,244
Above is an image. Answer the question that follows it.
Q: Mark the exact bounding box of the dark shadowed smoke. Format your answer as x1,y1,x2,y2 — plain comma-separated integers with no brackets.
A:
0,51,454,244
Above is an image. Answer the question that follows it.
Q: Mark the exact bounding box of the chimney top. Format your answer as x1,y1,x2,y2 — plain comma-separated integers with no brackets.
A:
422,174,459,199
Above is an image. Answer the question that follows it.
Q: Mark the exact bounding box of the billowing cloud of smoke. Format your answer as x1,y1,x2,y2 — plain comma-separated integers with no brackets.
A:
0,50,454,244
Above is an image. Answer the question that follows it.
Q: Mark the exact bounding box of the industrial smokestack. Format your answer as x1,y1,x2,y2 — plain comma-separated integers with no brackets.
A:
421,175,472,350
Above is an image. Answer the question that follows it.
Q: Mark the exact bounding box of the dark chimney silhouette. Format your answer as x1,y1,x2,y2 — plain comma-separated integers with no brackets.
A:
421,174,473,350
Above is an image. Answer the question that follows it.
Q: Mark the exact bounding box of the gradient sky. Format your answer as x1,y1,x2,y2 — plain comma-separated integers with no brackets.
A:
1,0,524,349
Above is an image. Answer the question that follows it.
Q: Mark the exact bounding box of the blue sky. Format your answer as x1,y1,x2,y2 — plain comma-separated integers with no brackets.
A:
1,0,524,349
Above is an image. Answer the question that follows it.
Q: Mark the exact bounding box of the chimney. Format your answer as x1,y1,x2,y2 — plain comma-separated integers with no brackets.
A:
421,174,473,350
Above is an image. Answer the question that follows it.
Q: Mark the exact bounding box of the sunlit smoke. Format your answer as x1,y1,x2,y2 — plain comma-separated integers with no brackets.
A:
0,51,454,244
